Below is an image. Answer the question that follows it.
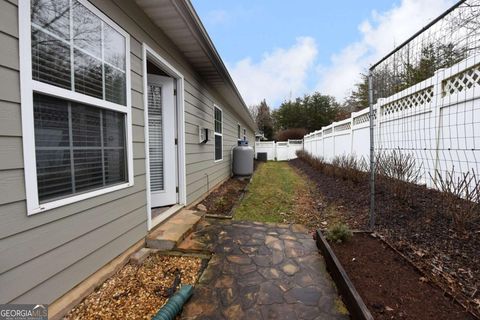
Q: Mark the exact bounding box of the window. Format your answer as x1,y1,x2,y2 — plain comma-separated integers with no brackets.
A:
214,106,223,161
31,0,127,105
243,128,247,141
237,123,241,140
20,0,133,214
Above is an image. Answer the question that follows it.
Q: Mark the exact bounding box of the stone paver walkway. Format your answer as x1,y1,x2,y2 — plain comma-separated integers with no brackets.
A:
180,219,348,320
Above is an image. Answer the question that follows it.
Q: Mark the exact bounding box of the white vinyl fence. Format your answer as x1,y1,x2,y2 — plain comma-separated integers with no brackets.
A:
304,54,480,188
255,140,304,161
304,109,370,162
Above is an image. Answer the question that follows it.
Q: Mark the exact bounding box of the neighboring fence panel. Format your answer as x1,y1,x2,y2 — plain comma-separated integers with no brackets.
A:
255,141,276,160
254,140,304,161
304,113,370,162
288,140,304,160
276,142,289,161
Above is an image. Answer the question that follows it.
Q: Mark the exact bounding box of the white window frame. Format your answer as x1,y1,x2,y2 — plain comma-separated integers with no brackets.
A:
243,128,247,141
213,105,223,162
237,123,241,140
19,0,134,215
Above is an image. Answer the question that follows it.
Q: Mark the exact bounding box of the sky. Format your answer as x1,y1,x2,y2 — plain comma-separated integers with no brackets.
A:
191,0,457,108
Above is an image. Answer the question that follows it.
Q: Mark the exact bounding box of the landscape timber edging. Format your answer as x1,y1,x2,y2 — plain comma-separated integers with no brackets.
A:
205,175,253,219
315,229,374,320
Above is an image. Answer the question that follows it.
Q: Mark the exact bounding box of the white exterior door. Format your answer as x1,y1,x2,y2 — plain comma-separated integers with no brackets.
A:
147,75,177,207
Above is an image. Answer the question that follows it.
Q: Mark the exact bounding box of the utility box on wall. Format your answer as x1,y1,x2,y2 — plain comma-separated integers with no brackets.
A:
198,126,210,144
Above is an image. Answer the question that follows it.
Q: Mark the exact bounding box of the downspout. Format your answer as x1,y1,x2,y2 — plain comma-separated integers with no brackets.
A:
204,173,209,192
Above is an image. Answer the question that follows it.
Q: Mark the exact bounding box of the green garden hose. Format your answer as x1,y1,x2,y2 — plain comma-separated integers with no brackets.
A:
152,285,194,320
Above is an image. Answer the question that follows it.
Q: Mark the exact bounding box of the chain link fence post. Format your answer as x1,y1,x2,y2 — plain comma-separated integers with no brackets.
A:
368,72,376,231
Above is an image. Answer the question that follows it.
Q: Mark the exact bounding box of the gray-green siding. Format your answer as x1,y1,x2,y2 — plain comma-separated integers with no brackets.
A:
0,0,254,304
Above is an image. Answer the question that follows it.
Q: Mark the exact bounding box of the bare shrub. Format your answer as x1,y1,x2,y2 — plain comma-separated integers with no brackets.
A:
375,149,423,204
297,151,367,183
429,167,480,231
296,150,327,173
330,155,368,183
375,149,422,184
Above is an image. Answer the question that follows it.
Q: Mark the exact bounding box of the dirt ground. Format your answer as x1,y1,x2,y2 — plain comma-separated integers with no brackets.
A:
199,178,249,216
332,233,473,320
290,158,480,317
66,254,203,320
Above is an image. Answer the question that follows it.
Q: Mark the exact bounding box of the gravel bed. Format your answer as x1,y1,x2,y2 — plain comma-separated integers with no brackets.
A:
66,254,202,320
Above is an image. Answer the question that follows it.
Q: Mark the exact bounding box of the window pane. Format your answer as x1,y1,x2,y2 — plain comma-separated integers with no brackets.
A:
34,94,73,202
31,0,128,108
71,104,101,147
73,1,101,59
105,65,126,105
215,135,222,160
33,94,128,203
214,108,222,134
32,28,71,89
103,110,126,147
104,24,126,70
104,149,126,184
34,93,69,147
31,0,70,40
36,149,73,202
74,49,103,99
74,149,103,192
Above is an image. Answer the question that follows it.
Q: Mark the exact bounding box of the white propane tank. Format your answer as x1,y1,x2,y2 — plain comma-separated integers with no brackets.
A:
233,140,254,176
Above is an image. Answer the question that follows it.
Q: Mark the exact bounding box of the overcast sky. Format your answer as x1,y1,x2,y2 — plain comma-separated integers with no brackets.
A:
191,0,457,108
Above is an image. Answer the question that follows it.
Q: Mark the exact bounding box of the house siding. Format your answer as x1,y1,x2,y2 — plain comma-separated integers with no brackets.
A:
0,0,254,305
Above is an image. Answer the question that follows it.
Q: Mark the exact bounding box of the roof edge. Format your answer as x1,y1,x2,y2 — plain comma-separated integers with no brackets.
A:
175,0,256,131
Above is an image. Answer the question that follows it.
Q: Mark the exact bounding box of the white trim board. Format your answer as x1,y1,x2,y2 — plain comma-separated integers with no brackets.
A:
142,44,187,231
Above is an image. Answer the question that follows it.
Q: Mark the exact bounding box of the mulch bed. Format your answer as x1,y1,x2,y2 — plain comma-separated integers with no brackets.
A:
65,254,202,320
290,158,480,317
198,178,249,217
331,233,473,320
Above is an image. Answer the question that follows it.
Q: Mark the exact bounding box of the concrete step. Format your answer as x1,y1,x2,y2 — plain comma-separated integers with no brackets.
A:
146,209,204,251
176,219,214,252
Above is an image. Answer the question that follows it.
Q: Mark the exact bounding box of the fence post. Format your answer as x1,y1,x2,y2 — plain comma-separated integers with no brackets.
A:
274,141,277,161
350,112,355,155
332,124,336,159
432,68,445,185
287,140,291,161
368,72,376,231
321,129,324,158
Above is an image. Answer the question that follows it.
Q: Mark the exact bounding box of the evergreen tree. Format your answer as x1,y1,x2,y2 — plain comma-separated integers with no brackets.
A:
272,92,339,133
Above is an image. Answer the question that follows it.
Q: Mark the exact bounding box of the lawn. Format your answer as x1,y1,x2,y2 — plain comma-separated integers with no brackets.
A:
234,161,310,223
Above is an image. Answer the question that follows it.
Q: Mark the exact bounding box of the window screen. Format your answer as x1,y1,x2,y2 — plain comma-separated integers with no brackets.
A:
214,106,222,160
34,93,127,202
